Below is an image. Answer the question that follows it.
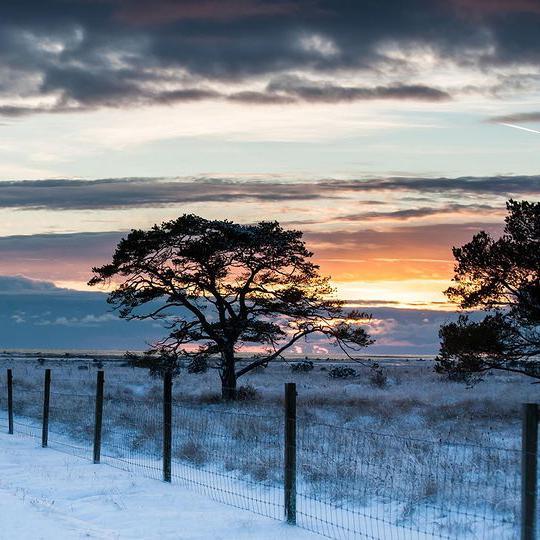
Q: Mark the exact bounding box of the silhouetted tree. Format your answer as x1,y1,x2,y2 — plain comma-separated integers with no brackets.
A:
89,215,373,398
436,200,540,381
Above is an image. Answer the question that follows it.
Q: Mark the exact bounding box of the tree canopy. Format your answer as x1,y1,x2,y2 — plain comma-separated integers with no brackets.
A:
89,215,373,398
436,200,540,381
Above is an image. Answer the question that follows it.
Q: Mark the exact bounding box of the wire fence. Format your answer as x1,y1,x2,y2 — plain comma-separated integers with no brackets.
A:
0,367,533,540
171,405,284,518
295,423,520,539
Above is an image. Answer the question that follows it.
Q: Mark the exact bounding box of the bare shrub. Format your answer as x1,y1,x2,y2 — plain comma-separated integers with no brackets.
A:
369,366,388,388
187,356,208,374
237,384,258,401
290,360,314,373
328,366,357,379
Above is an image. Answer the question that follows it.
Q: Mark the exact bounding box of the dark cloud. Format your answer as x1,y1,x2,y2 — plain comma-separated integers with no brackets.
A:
448,0,540,16
0,177,331,210
0,105,64,117
0,81,451,116
266,76,451,103
227,91,297,104
320,175,540,196
487,111,540,124
0,0,539,114
113,0,303,25
334,203,499,222
0,231,123,257
1,175,540,211
155,88,222,104
0,275,61,294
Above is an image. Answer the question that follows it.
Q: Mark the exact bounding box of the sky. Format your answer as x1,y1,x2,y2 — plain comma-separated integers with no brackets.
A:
0,0,540,352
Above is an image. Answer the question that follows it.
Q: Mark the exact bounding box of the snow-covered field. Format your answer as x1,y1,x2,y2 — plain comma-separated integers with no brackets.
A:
2,354,535,449
0,355,535,539
0,432,319,540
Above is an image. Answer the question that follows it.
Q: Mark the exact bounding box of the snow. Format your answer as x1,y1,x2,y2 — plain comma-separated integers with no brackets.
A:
0,360,526,540
0,432,319,540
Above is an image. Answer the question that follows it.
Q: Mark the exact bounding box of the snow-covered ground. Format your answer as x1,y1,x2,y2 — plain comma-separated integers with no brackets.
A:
0,358,528,539
0,432,319,540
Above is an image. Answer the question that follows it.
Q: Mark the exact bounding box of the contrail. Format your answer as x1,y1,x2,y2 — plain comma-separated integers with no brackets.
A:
500,122,540,135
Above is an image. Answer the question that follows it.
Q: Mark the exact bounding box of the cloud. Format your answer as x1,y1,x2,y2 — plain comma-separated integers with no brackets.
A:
305,222,503,251
0,274,457,353
114,0,302,25
0,175,539,211
487,111,540,124
227,91,297,104
304,222,504,282
0,220,503,286
334,203,499,222
0,231,124,284
449,0,540,16
0,174,531,293
0,177,332,210
36,312,119,327
266,75,451,103
0,0,539,114
0,275,62,294
320,175,540,196
0,275,166,349
0,79,451,117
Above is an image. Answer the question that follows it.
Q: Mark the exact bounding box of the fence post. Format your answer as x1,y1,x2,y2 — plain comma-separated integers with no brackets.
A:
7,369,13,434
163,371,173,483
284,382,297,525
521,403,538,540
93,370,104,464
41,369,51,447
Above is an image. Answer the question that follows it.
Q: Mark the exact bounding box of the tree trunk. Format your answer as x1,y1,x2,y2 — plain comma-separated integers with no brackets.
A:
221,351,237,400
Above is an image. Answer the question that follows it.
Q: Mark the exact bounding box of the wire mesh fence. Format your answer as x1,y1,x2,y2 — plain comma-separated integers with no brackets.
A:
10,370,42,440
0,368,533,540
12,388,42,440
295,423,520,539
171,405,284,519
47,391,95,458
101,395,164,480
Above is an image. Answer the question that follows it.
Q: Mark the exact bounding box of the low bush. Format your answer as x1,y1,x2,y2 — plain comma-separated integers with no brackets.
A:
187,356,208,374
369,366,388,389
328,366,357,379
290,360,314,373
237,384,258,401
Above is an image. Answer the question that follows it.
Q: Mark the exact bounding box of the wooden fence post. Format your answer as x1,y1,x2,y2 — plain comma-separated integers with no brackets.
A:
7,369,13,434
41,369,51,447
163,371,173,483
521,402,538,540
93,370,104,464
284,382,297,525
